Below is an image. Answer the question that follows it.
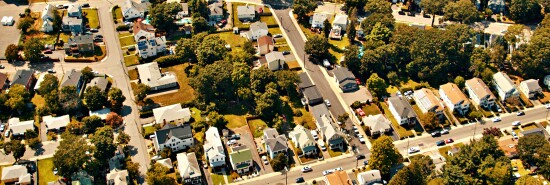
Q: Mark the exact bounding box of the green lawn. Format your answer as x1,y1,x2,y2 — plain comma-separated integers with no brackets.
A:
268,27,282,35
32,94,45,109
143,126,157,137
328,37,348,63
328,148,343,157
128,69,138,80
83,9,100,29
38,158,58,185
191,107,202,122
194,130,204,144
248,119,268,138
214,31,247,48
113,6,123,21
380,102,413,139
119,36,136,47
275,45,290,52
361,104,382,116
294,108,316,130
511,159,530,176
521,124,538,131
124,55,139,67
150,64,196,105
119,32,133,37
438,146,452,158
386,85,399,94
225,115,247,129
260,15,278,26
210,171,230,185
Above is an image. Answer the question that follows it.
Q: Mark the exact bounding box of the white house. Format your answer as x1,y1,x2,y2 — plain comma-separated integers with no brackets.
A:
439,83,470,115
257,35,274,55
177,152,202,185
1,165,31,185
387,96,418,126
465,78,496,109
43,115,70,132
152,104,191,124
89,108,111,120
413,88,443,116
519,79,542,99
357,170,382,185
136,36,167,58
362,114,391,136
265,51,285,71
310,13,328,28
289,125,317,156
122,0,150,20
243,22,268,41
41,4,56,32
204,127,226,168
136,62,178,91
318,114,344,150
153,124,193,152
237,5,256,21
332,14,348,29
263,128,287,159
492,72,519,101
8,118,35,136
106,169,129,185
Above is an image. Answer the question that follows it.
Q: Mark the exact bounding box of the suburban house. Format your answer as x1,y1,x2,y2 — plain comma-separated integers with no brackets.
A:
257,35,274,55
299,84,323,105
439,83,470,115
10,69,35,91
465,78,496,109
521,128,545,138
133,21,155,41
177,152,203,185
87,77,109,92
229,145,253,174
481,0,505,13
8,118,35,136
89,108,111,120
67,4,82,18
204,127,226,168
265,51,285,71
43,115,70,132
310,13,328,29
519,79,542,99
60,69,84,93
122,0,150,20
177,3,189,18
136,62,178,91
362,114,391,136
106,169,129,185
263,128,288,159
324,171,352,185
152,104,191,124
1,165,31,185
110,145,125,163
157,158,173,171
208,2,223,22
152,124,193,152
33,74,46,93
237,5,256,21
0,73,8,91
63,35,95,56
332,14,348,29
357,170,382,185
333,67,359,92
413,88,444,116
244,21,268,41
41,4,56,32
62,16,83,35
289,125,317,156
317,114,344,150
493,72,519,101
136,36,167,58
71,170,93,185
387,96,418,126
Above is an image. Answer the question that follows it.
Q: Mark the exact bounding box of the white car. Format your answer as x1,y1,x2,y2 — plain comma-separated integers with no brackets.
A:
512,121,521,126
262,156,269,165
546,103,550,109
440,129,449,135
408,147,420,154
320,145,327,151
492,117,501,122
323,170,334,176
511,131,519,139
359,137,366,144
301,166,312,172
325,99,331,107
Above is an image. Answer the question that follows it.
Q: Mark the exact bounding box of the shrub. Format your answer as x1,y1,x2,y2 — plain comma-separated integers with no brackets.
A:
351,101,362,109
47,132,57,141
312,180,317,184
293,109,303,117
116,25,129,31
154,55,181,67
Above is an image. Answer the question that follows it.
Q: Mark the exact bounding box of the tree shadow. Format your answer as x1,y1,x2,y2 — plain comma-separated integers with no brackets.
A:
32,143,44,156
120,105,133,117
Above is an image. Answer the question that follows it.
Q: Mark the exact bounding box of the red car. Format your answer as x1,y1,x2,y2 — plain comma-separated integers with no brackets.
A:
355,78,361,85
356,109,365,117
445,139,454,144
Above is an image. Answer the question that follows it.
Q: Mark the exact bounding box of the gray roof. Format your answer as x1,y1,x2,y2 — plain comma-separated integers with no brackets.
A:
333,67,355,82
265,51,285,63
263,128,288,152
177,152,202,180
67,4,82,16
521,79,541,92
60,69,82,87
208,3,223,16
10,70,34,87
388,96,417,118
180,3,188,12
62,16,83,26
521,128,545,136
87,77,109,92
298,72,313,89
250,22,268,32
68,35,93,45
1,165,28,181
302,86,323,102
155,124,192,145
237,5,256,16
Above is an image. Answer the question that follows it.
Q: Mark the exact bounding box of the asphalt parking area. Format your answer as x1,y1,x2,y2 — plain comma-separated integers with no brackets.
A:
0,2,26,59
228,125,274,175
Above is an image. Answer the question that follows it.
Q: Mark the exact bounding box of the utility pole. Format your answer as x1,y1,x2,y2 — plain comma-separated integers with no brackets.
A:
472,118,478,140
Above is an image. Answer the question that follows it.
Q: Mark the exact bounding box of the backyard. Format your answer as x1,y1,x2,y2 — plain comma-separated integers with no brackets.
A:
293,108,316,130
128,69,138,80
248,119,268,138
38,158,58,185
225,115,247,129
213,31,247,48
361,103,382,117
210,171,231,185
149,64,196,105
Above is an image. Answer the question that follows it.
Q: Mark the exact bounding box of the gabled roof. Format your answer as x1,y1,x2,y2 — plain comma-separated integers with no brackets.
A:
208,3,223,16
67,4,82,16
152,104,191,124
87,77,109,92
311,13,328,24
60,69,82,88
11,70,34,87
123,0,149,12
333,67,355,82
413,88,443,112
357,170,381,184
43,115,70,130
291,125,315,148
68,35,92,45
440,83,468,104
136,62,177,89
257,36,273,46
132,21,155,36
237,5,255,15
263,128,288,152
229,147,253,165
265,51,285,63
8,117,34,135
41,4,56,20
180,3,188,12
62,16,83,26
466,78,496,101
157,158,173,169
493,72,516,93
106,169,129,185
298,72,314,89
362,114,391,133
1,165,28,181
0,73,7,89
154,124,192,145
388,96,417,118
325,171,351,185
332,14,348,26
204,127,226,159
177,152,202,179
250,22,268,32
89,108,111,120
520,79,541,92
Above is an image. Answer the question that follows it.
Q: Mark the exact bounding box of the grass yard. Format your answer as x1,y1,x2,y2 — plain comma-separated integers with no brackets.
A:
248,119,268,138
191,107,202,122
59,33,70,43
438,146,452,158
268,27,282,35
194,131,204,144
119,36,136,47
328,37,348,63
521,123,538,131
328,148,343,157
479,106,494,118
538,91,550,103
143,125,157,137
294,108,316,130
214,31,247,47
225,115,247,129
32,94,45,109
119,32,133,37
511,159,530,176
128,69,138,80
150,64,195,105
113,6,123,21
512,127,521,135
38,158,58,185
361,104,382,116
83,9,100,29
210,171,230,185
286,61,301,70
380,102,413,139
124,55,139,67
259,15,278,26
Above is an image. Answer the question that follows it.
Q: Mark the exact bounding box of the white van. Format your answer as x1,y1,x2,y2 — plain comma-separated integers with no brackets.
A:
310,130,318,140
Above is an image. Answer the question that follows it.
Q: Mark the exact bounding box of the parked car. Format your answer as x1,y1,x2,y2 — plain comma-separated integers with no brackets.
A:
325,99,331,107
431,132,441,137
445,139,454,144
408,147,420,154
436,140,445,146
90,28,98,32
47,69,56,73
516,111,525,116
323,170,334,176
0,64,4,69
398,11,405,15
295,177,305,183
230,134,240,140
0,125,4,132
43,50,52,54
301,166,312,172
273,34,283,38
359,137,365,144
546,103,550,109
311,130,318,140
440,129,449,135
363,160,369,166
4,130,10,137
511,131,519,139
356,154,365,160
423,14,431,18
492,117,502,122
262,156,269,165
128,45,136,51
355,78,361,85
497,106,502,112
512,121,521,126
82,3,90,7
282,51,290,55
320,144,327,151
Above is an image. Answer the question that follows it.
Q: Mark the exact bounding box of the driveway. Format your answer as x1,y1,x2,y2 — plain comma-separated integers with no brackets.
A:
314,2,344,15
0,1,26,59
229,125,274,175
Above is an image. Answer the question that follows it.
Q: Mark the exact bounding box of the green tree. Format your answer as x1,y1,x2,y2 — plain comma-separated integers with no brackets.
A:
421,0,448,26
176,38,196,62
367,22,392,43
443,0,480,24
454,76,465,89
293,0,317,20
366,73,388,98
53,133,90,179
505,24,525,45
5,85,29,112
146,163,176,185
470,48,490,77
24,129,38,140
189,61,235,107
38,74,59,95
90,126,117,167
517,135,547,164
106,112,124,128
66,119,84,135
364,0,391,14
149,2,182,30
5,44,19,62
360,13,394,35
126,161,141,180
250,67,276,94
509,0,542,22
81,66,94,82
323,19,331,38
255,84,281,120
23,38,44,63
389,155,435,185
17,17,33,33
9,140,26,161
195,35,228,66
342,45,361,75
419,112,439,131
347,17,357,44
369,136,402,179
192,16,209,33
52,9,62,32
304,35,329,61
206,111,228,129
43,90,60,114
82,115,103,134
489,45,506,66
117,131,131,145
108,87,126,112
515,175,542,185
28,138,41,150
271,153,288,171
134,83,151,102
84,86,107,111
274,70,300,96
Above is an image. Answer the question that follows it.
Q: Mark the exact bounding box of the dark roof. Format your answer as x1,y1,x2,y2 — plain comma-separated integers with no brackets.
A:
68,35,93,45
87,77,109,92
333,67,355,82
60,69,82,87
155,124,193,144
388,96,417,118
0,73,8,88
264,128,287,152
298,72,314,89
302,86,322,102
11,70,34,86
521,128,544,136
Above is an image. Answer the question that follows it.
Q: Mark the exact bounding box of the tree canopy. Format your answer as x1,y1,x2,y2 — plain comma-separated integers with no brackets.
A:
443,0,480,24
84,86,107,111
509,0,542,22
369,135,403,179
149,2,182,30
5,44,19,62
53,133,90,179
23,38,44,63
304,35,329,61
293,0,317,20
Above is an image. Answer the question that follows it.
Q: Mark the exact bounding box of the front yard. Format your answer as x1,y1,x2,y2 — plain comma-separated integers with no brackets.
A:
124,55,139,67
149,64,196,105
248,119,268,138
119,35,136,47
38,158,58,185
379,102,414,139
83,9,100,29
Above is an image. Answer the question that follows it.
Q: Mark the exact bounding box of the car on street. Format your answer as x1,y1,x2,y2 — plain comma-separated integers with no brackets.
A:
431,132,441,137
511,131,519,139
398,11,405,15
516,111,525,116
356,154,365,160
497,106,502,112
440,129,449,135
325,99,331,107
436,140,445,146
546,103,550,109
445,139,454,144
311,130,318,140
359,137,365,144
323,59,331,68
90,28,98,32
320,144,327,151
363,160,369,165
230,134,240,140
407,12,415,16
262,156,269,165
355,78,361,85
408,147,420,154
301,166,312,172
4,130,10,137
56,5,64,9
282,51,290,55
512,121,521,126
47,69,56,73
323,169,334,176
82,3,90,7
296,177,305,183
0,64,4,69
492,117,501,122
273,34,283,38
